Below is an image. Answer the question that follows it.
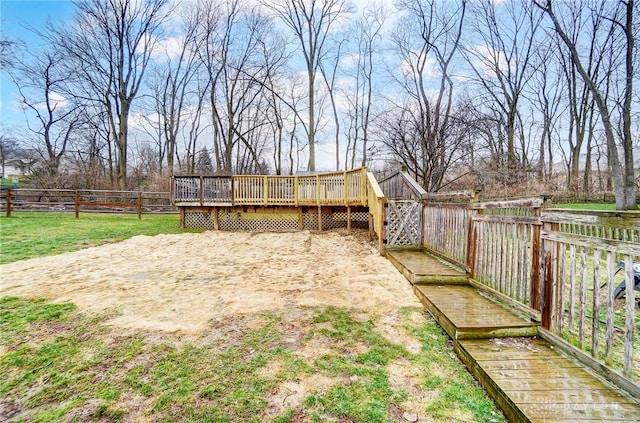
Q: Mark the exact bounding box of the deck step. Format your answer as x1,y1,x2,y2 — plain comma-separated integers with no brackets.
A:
386,250,468,284
414,285,538,340
455,338,640,422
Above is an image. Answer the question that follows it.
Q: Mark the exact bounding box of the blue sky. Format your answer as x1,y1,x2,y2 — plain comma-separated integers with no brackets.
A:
1,0,74,134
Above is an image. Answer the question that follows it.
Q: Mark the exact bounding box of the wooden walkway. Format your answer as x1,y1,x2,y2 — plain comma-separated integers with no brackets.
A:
387,249,640,422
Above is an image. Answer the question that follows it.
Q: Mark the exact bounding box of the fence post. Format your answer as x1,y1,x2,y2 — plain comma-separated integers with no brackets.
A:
74,191,80,218
137,192,142,220
466,202,480,278
530,199,544,316
6,188,12,217
540,220,555,330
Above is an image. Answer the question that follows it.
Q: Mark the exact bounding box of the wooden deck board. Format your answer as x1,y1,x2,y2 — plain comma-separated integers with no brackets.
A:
386,250,468,284
386,246,640,422
457,338,640,422
414,285,538,339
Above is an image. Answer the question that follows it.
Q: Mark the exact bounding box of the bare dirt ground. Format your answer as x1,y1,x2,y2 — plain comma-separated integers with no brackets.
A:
1,230,420,340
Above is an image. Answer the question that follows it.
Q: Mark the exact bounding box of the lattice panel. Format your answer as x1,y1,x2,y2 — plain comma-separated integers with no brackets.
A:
386,201,422,247
184,211,215,230
321,211,369,230
217,211,299,232
183,209,369,232
303,212,318,230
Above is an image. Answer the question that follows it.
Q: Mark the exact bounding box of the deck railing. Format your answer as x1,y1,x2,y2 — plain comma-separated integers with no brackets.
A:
171,168,368,207
377,169,427,200
172,176,233,205
418,189,640,388
540,209,640,388
468,198,545,319
422,191,478,269
367,172,386,253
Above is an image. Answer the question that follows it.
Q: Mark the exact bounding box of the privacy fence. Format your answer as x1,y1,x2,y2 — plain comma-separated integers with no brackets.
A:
378,170,640,394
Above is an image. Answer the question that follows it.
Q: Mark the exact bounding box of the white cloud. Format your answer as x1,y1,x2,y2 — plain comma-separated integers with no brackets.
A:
27,91,69,112
468,44,509,77
399,50,440,79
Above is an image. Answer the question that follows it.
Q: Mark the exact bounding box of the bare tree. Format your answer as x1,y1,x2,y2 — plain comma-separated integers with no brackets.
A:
535,0,637,209
149,2,203,176
527,44,565,183
344,3,386,169
463,0,543,174
11,50,82,176
384,0,467,191
199,0,273,174
263,0,351,172
52,0,169,189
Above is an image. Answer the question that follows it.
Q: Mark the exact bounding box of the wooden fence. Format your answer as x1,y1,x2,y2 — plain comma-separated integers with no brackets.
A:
376,169,427,200
1,188,173,217
171,168,368,207
419,194,640,389
539,209,640,391
422,191,479,269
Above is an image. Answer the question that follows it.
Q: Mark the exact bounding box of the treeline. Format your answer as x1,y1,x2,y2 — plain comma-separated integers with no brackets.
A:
1,0,638,208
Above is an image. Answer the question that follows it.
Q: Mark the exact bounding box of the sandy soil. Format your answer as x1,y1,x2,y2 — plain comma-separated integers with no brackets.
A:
0,230,420,337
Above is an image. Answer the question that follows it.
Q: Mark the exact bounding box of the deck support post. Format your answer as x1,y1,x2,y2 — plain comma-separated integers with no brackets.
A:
347,206,352,234
318,206,323,231
213,207,220,230
179,207,185,228
298,207,304,230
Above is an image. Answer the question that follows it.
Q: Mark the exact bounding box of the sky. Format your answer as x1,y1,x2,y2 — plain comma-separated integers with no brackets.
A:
1,0,74,134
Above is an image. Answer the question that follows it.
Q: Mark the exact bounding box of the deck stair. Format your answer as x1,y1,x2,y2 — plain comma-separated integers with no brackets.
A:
386,248,640,422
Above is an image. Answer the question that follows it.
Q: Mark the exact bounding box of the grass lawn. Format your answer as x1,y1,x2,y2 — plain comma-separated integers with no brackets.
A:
0,298,502,422
0,212,200,264
552,203,619,210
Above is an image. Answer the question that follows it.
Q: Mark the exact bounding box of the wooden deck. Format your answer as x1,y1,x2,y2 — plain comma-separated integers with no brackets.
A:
388,249,640,422
456,338,640,422
414,285,538,339
386,250,468,284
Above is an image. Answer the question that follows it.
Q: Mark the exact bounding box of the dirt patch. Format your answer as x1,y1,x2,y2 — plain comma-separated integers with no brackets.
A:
1,230,419,339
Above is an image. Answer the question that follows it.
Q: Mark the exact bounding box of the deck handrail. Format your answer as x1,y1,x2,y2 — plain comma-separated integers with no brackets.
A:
377,169,428,200
367,172,386,253
171,168,369,207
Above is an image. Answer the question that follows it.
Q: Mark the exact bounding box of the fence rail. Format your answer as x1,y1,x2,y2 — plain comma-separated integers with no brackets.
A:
418,191,640,388
1,188,174,217
540,210,640,387
171,168,369,207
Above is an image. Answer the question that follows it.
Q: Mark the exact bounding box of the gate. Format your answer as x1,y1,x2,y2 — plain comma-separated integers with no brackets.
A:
386,200,422,247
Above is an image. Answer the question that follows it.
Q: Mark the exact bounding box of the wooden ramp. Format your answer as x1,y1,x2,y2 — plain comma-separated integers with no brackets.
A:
456,338,640,422
414,285,538,339
387,249,640,422
386,250,468,284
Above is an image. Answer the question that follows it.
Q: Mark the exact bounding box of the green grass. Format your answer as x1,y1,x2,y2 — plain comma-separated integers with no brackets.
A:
552,203,619,210
0,212,201,264
0,298,503,422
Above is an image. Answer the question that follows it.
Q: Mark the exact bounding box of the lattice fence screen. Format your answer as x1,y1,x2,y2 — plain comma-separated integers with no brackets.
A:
184,211,215,230
183,210,369,232
218,211,299,232
386,201,422,247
